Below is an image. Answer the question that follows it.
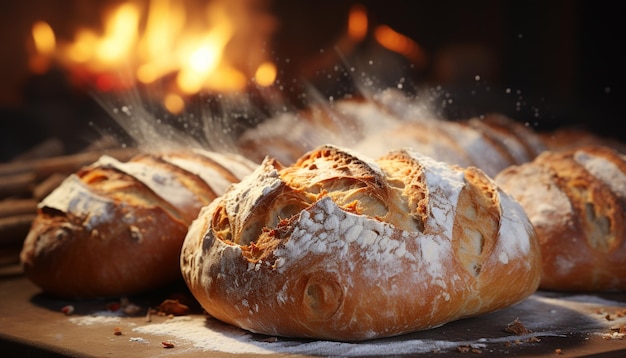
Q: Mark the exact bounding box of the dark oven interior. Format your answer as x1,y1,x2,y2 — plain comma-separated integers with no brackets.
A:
0,0,624,160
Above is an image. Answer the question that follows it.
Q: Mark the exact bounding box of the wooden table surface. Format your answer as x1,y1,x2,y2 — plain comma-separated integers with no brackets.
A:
2,260,626,358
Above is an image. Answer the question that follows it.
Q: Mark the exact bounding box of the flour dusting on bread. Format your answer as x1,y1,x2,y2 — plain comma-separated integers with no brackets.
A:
181,144,541,341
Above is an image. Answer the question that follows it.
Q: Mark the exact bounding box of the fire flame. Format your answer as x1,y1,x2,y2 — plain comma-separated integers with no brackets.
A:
27,1,425,114
374,25,426,69
347,4,368,41
28,0,278,113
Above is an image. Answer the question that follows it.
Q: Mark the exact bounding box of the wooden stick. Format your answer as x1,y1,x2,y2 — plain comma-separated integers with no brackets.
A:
83,135,122,152
32,148,139,180
0,147,138,179
0,172,36,199
33,173,67,201
0,247,21,267
0,160,32,179
10,137,65,162
0,199,37,219
0,148,137,200
0,214,36,246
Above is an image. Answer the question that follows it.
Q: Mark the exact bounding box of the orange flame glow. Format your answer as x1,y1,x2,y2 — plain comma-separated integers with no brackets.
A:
29,21,56,74
348,4,368,41
29,0,277,113
28,1,426,114
374,25,427,69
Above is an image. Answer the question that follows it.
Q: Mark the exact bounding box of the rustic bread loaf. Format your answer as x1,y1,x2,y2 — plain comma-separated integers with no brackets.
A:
237,97,401,165
353,113,546,178
466,113,547,165
180,145,541,341
239,90,546,177
20,149,257,299
495,145,626,291
236,89,442,167
540,127,626,154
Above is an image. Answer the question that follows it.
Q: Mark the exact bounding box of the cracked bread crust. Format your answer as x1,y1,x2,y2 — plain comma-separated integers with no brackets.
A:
496,145,626,291
20,149,257,299
181,145,541,341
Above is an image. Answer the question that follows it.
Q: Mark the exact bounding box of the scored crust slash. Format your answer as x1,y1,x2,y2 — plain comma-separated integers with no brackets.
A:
496,145,626,291
19,149,258,299
180,144,542,341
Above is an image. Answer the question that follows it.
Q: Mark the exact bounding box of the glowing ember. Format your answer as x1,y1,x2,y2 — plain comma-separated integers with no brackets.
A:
347,4,368,41
29,21,56,74
374,25,427,69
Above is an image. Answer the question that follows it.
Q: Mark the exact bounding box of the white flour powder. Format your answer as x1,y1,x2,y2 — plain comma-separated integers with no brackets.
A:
129,314,563,356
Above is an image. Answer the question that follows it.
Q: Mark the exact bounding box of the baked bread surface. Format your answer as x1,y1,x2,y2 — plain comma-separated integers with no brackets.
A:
20,149,257,298
181,145,541,341
495,145,626,291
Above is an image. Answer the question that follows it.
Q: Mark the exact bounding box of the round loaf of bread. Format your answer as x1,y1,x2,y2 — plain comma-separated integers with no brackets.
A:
353,113,547,178
180,145,541,341
237,97,401,165
495,145,626,291
540,127,626,154
20,149,257,299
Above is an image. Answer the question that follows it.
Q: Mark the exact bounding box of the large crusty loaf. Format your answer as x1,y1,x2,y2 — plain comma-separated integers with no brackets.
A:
20,149,257,299
540,127,626,154
237,97,401,165
180,145,541,341
237,89,438,166
353,113,547,178
238,90,546,176
495,145,626,291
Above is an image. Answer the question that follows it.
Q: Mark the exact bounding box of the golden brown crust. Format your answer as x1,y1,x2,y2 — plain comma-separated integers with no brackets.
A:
239,94,547,178
181,145,541,341
354,120,475,171
354,116,536,178
20,150,257,299
236,101,365,165
479,113,547,160
466,114,546,166
495,145,626,291
540,127,626,154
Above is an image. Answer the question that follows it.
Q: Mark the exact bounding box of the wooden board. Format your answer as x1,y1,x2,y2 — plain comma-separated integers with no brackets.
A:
1,264,626,357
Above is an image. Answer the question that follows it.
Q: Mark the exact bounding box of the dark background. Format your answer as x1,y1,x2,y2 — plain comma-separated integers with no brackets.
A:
1,0,624,161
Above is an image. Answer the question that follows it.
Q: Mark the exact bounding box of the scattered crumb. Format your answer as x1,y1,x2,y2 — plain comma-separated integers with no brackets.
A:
61,305,74,315
145,307,152,322
503,318,541,344
123,303,142,315
113,327,123,336
106,302,121,312
162,341,175,348
158,299,189,316
456,345,482,354
527,336,541,343
602,332,625,340
555,348,563,354
504,318,531,335
256,336,278,343
103,297,143,316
